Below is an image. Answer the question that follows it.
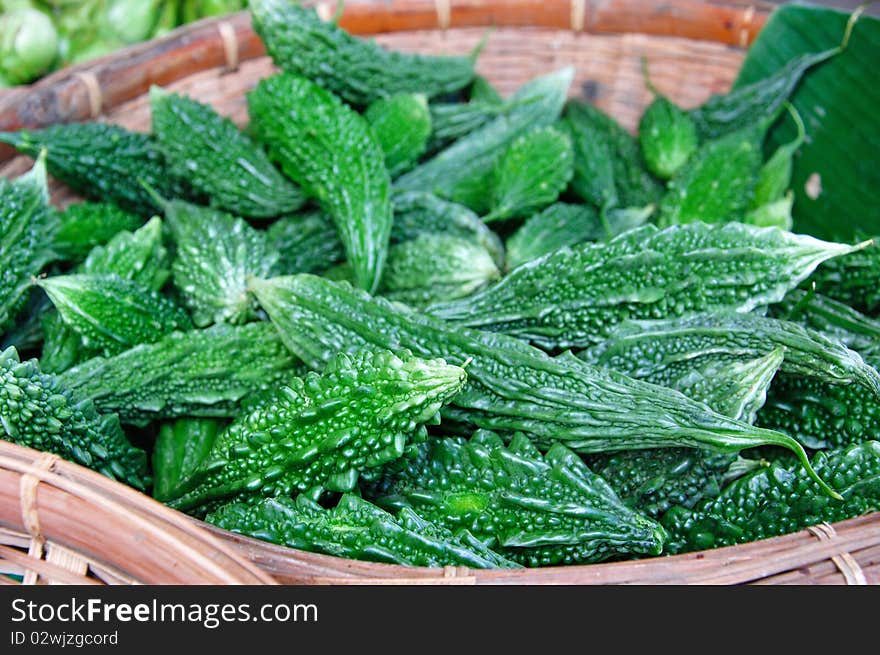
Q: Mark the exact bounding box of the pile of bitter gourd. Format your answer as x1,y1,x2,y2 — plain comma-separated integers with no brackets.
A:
1,0,878,568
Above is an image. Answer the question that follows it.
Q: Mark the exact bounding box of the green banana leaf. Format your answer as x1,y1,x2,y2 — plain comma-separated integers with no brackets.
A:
735,3,880,241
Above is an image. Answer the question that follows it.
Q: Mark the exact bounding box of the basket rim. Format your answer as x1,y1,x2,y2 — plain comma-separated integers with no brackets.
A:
0,0,773,146
0,440,277,585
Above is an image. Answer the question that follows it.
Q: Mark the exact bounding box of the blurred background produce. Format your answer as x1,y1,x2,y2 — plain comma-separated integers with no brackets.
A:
0,0,246,87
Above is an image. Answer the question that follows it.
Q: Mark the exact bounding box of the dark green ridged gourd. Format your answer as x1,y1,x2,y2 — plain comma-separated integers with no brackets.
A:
0,155,56,335
0,346,148,489
428,222,863,350
166,349,467,514
249,0,475,106
248,72,392,294
52,202,143,263
369,431,666,566
0,123,192,214
150,86,304,219
249,274,837,497
59,322,302,425
208,494,518,569
662,441,880,553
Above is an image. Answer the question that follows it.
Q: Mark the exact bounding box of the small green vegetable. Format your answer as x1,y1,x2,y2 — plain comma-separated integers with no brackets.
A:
150,86,304,219
371,431,666,566
484,126,573,222
249,0,475,106
381,234,500,308
0,346,148,489
208,493,518,569
60,322,301,424
662,441,880,553
364,93,432,177
0,8,59,85
638,81,698,179
167,348,467,514
248,72,392,294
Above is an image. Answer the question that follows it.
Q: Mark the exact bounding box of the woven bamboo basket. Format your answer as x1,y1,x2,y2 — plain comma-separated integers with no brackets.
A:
1,0,877,585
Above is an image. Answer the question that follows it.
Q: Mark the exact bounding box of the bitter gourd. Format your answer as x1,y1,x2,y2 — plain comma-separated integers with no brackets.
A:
428,222,862,350
250,274,836,497
0,346,148,489
427,100,504,154
394,68,573,214
638,93,698,180
582,311,880,396
248,72,392,294
52,202,142,263
266,211,345,276
689,47,839,141
504,203,601,271
208,493,518,569
364,93,432,177
149,86,304,219
79,216,170,292
0,154,55,335
771,289,880,361
370,431,666,566
152,417,226,502
586,350,783,518
167,348,467,514
249,0,475,106
484,126,573,222
163,200,280,327
807,239,880,316
657,124,765,227
390,191,504,269
661,441,880,553
59,322,301,424
36,274,192,356
381,234,500,308
0,123,192,214
563,99,662,210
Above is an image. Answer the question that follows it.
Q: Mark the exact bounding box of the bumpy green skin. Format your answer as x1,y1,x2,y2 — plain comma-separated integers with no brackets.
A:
250,275,821,470
0,347,148,489
152,418,225,502
168,349,467,513
808,240,880,316
395,68,573,214
428,222,860,350
150,87,304,219
165,200,279,327
638,95,698,179
249,0,474,106
485,126,573,222
427,101,504,154
365,94,432,178
505,202,601,271
688,48,837,141
657,125,764,227
0,156,55,334
0,124,192,214
52,202,142,263
208,493,517,569
60,322,301,424
249,73,392,294
757,374,880,450
381,234,500,308
584,311,880,399
266,211,345,276
661,441,880,554
80,216,170,292
370,432,665,566
586,350,783,518
563,100,662,210
771,289,880,361
37,274,192,356
583,311,880,395
391,191,504,268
